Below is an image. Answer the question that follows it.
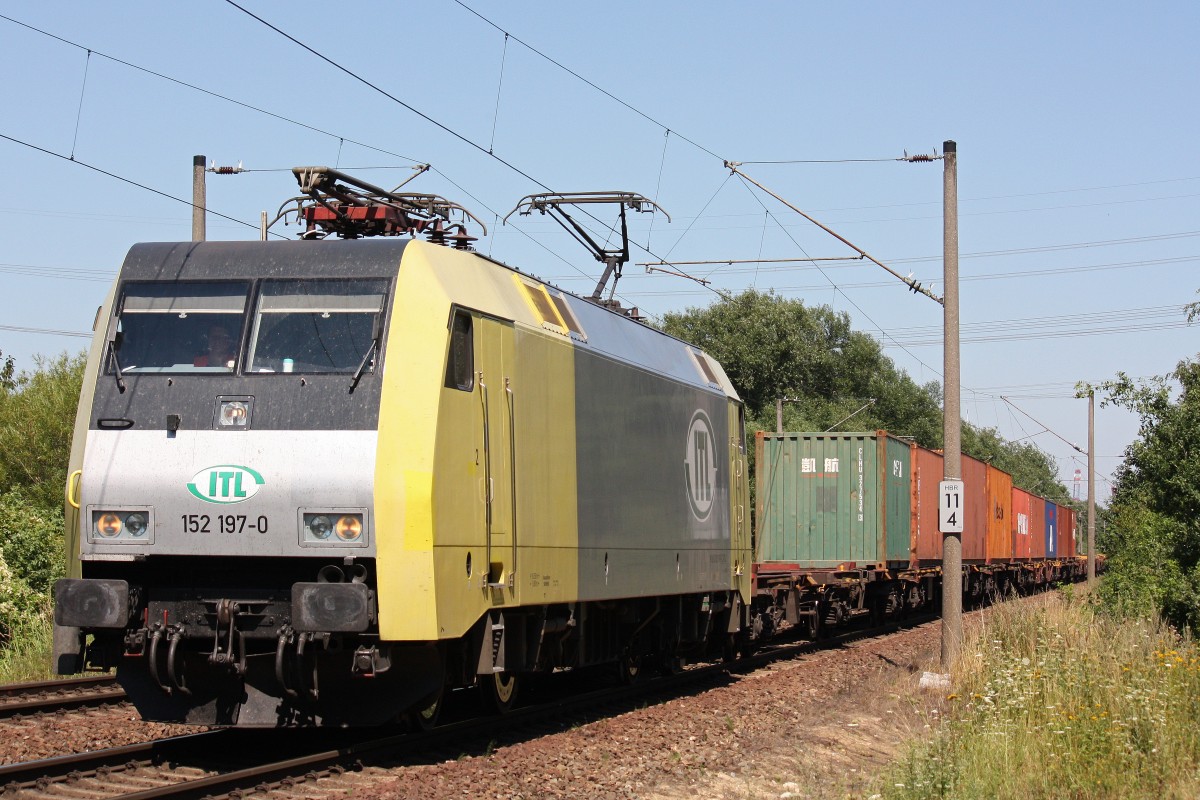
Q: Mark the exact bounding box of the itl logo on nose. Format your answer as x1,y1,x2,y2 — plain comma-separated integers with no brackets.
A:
187,465,265,504
211,471,247,498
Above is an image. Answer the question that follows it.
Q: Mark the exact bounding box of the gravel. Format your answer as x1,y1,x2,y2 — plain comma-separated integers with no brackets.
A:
0,618,957,799
359,619,946,800
0,704,195,765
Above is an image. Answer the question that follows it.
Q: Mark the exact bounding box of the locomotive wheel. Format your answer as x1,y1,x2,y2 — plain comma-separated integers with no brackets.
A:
617,653,644,685
409,684,444,730
483,671,521,714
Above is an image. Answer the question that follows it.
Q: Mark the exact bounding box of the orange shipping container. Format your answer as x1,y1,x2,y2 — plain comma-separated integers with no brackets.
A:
910,445,944,566
1012,487,1033,560
1029,495,1047,560
986,465,1014,562
961,455,988,563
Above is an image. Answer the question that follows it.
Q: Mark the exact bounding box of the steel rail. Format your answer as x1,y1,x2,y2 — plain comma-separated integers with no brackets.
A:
0,674,126,718
0,592,1046,800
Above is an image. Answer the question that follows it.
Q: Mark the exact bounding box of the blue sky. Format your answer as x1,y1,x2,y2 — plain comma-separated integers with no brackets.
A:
3,1,1198,498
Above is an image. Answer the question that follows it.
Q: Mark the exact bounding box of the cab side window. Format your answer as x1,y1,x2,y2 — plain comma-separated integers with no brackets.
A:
444,311,474,391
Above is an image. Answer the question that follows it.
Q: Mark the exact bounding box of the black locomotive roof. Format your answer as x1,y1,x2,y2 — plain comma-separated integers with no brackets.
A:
120,240,411,282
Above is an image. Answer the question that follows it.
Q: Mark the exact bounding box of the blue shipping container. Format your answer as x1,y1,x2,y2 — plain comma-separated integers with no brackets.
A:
1044,501,1058,559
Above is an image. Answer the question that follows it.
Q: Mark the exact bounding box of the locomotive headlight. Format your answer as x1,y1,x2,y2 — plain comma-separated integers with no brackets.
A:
307,515,333,539
335,515,362,542
89,509,154,543
97,513,122,537
219,400,249,427
301,511,366,546
125,513,148,537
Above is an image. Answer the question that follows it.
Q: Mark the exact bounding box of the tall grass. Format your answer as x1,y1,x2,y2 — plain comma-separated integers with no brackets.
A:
0,612,55,684
882,591,1200,799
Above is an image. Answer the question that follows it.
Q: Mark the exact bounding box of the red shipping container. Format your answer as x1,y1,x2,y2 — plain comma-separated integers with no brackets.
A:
1029,495,1047,560
1012,487,1033,560
986,465,1014,562
961,454,988,563
910,445,944,566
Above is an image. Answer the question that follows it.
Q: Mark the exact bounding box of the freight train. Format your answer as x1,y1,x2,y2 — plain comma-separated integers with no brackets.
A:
749,431,1094,641
50,168,1090,728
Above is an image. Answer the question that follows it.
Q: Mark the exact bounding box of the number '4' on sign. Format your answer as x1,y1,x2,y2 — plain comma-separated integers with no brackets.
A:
939,480,964,533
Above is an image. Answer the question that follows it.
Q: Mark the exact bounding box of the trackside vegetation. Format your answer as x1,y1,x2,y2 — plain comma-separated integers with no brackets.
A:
0,350,82,682
1092,354,1200,631
881,592,1200,800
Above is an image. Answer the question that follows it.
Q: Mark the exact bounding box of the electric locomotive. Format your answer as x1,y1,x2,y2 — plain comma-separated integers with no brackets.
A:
52,170,752,727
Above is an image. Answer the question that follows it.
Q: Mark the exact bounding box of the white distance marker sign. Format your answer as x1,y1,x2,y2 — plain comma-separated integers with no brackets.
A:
939,480,965,533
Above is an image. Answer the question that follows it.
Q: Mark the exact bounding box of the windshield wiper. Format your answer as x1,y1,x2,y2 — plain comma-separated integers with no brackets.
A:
107,329,127,394
348,316,383,393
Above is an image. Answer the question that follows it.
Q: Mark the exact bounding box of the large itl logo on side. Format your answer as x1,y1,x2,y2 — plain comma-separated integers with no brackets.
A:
684,409,718,521
187,465,265,504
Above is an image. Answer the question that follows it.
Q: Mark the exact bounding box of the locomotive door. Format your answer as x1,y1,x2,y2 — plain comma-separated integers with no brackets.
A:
477,316,517,598
729,403,750,589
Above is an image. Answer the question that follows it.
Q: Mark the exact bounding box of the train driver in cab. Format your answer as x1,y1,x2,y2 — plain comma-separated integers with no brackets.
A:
194,324,236,369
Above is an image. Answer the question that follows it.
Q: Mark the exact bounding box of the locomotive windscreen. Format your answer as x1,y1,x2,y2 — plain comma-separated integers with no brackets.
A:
246,279,388,374
111,281,249,374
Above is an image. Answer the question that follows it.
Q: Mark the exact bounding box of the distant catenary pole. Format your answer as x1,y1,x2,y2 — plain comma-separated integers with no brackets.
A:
1088,389,1096,583
941,140,962,669
192,155,206,241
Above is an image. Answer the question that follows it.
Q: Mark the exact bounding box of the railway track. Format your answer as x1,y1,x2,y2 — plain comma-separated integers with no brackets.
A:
0,675,126,719
0,611,937,800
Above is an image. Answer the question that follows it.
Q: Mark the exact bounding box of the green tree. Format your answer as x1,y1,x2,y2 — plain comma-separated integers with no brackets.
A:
0,352,86,512
0,349,14,392
1097,354,1200,630
660,289,944,443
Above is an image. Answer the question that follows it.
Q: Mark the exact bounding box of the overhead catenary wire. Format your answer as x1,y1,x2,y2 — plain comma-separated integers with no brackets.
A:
69,48,91,160
222,0,550,192
0,322,91,338
739,157,906,164
448,0,728,164
7,7,1185,329
0,132,281,238
0,14,1161,489
646,129,671,251
1001,396,1086,454
0,11,655,308
728,172,947,384
724,162,943,303
221,0,723,306
488,32,509,154
0,13,425,167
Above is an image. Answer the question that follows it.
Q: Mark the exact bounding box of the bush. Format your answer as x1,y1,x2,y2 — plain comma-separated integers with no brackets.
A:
0,548,48,648
0,488,65,595
0,352,85,512
1098,504,1193,626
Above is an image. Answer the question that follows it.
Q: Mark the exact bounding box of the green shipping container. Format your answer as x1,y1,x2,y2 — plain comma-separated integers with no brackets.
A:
755,431,912,569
